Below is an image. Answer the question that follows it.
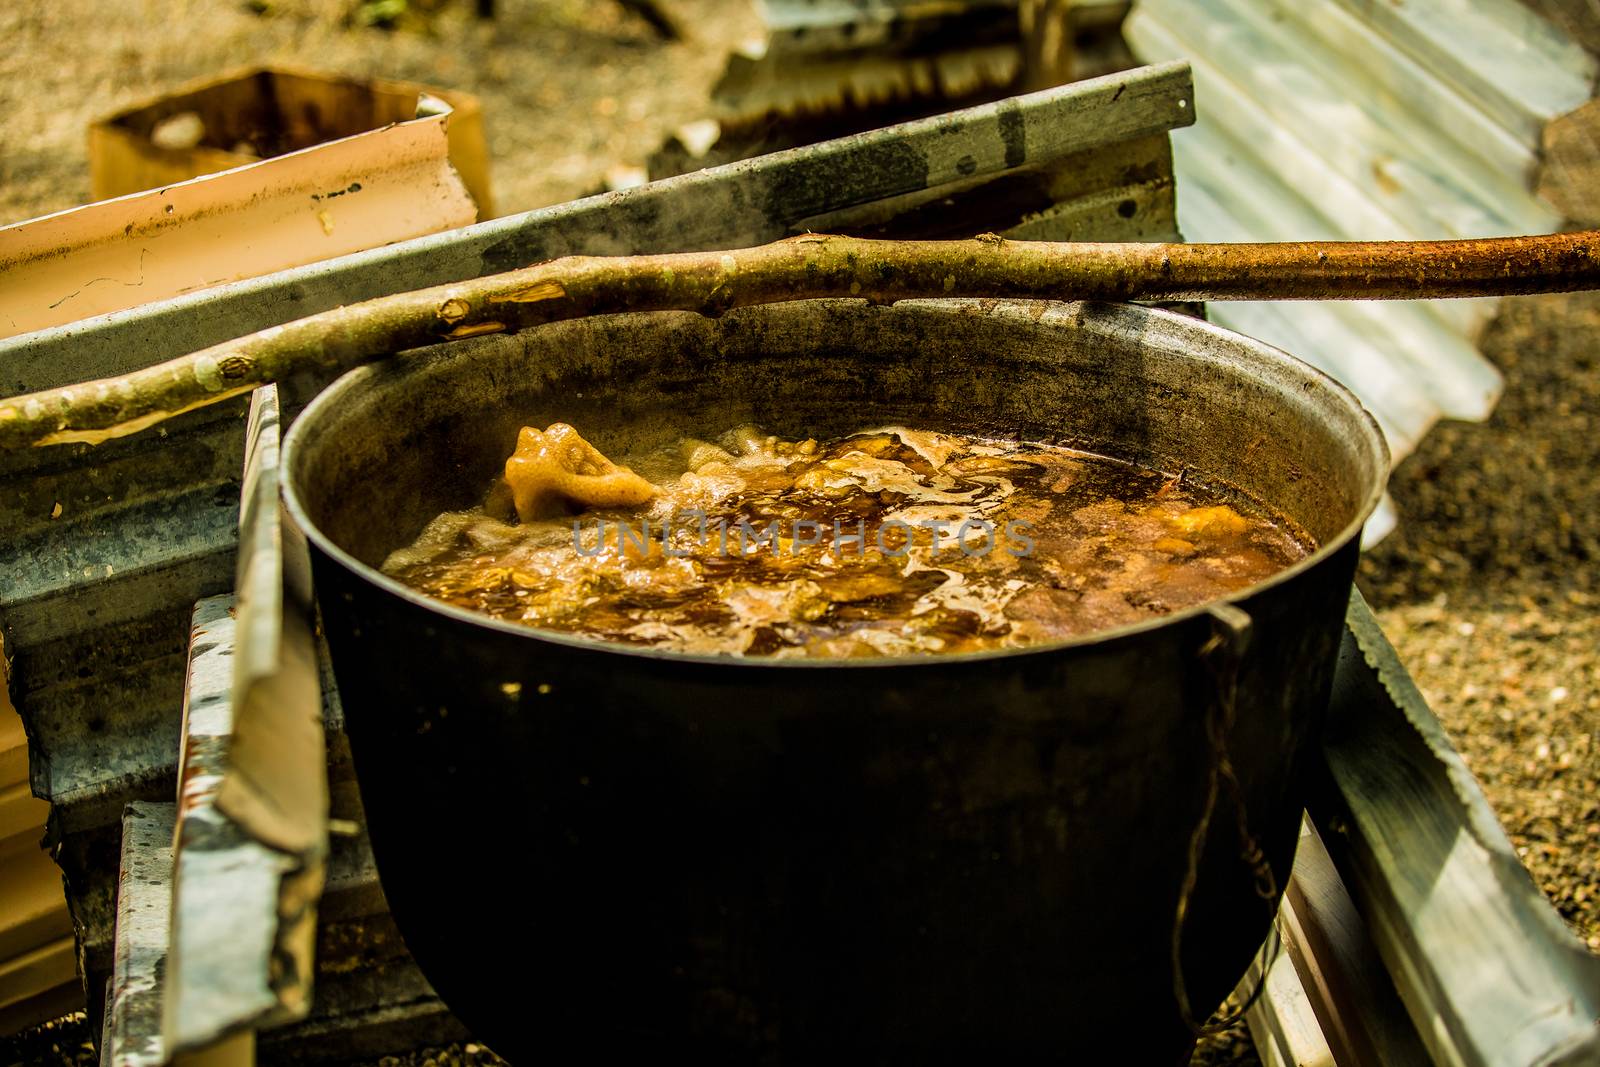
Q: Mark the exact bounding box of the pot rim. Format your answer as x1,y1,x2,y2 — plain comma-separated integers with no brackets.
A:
281,298,1390,668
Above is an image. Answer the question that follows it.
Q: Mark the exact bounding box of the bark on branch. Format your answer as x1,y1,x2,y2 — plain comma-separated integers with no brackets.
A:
4,230,1598,449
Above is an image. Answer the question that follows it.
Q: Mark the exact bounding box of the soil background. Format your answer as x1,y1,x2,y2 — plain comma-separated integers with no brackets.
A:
2,1,1598,1065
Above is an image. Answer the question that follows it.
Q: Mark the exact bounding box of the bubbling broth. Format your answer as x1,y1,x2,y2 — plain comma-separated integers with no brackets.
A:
382,424,1314,658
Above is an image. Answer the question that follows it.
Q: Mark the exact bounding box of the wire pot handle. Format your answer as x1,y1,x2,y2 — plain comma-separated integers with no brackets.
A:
1171,601,1283,1035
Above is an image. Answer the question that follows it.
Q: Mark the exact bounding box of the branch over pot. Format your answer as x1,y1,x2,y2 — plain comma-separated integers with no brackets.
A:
3,230,1597,449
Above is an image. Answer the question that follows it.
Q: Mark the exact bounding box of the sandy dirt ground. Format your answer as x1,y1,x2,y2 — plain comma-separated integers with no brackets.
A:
1,2,1597,1065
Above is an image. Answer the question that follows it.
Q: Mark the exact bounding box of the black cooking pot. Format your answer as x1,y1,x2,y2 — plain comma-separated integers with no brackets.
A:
282,298,1387,1064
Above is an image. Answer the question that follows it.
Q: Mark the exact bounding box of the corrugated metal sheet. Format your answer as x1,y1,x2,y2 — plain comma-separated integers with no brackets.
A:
1125,0,1596,540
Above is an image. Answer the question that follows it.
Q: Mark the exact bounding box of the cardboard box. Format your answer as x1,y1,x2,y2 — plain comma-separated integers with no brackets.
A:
1,69,480,340
89,65,493,217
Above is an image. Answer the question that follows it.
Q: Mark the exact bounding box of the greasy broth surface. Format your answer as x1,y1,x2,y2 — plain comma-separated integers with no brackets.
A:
382,426,1313,658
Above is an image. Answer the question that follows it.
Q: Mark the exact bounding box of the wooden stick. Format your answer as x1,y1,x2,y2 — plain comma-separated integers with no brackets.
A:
4,230,1598,449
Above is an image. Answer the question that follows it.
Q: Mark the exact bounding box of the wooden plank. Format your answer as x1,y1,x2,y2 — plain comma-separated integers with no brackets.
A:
1313,591,1600,1067
0,633,40,812
0,937,75,1013
0,636,70,1032
0,704,28,786
0,979,81,1038
1280,821,1432,1066
0,779,47,842
0,834,72,964
1244,939,1337,1067
89,64,493,223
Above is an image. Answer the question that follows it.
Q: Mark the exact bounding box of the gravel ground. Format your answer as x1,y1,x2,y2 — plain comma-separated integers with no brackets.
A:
3,3,1597,1065
1360,288,1600,955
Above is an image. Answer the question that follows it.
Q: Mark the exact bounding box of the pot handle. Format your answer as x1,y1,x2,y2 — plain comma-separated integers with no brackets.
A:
1169,602,1283,1035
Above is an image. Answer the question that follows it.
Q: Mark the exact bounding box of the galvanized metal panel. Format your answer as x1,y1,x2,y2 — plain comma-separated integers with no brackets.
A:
165,594,313,1052
1125,0,1588,482
1262,0,1539,189
162,387,325,1054
1154,0,1554,238
1246,820,1432,1066
1326,0,1597,144
1315,593,1600,1067
1246,594,1600,1066
104,802,176,1067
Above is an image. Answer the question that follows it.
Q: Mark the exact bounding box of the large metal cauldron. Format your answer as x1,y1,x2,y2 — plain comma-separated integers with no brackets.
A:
282,299,1387,1064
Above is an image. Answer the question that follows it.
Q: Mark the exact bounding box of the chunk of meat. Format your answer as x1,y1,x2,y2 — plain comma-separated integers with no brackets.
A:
1168,505,1248,537
503,423,656,522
